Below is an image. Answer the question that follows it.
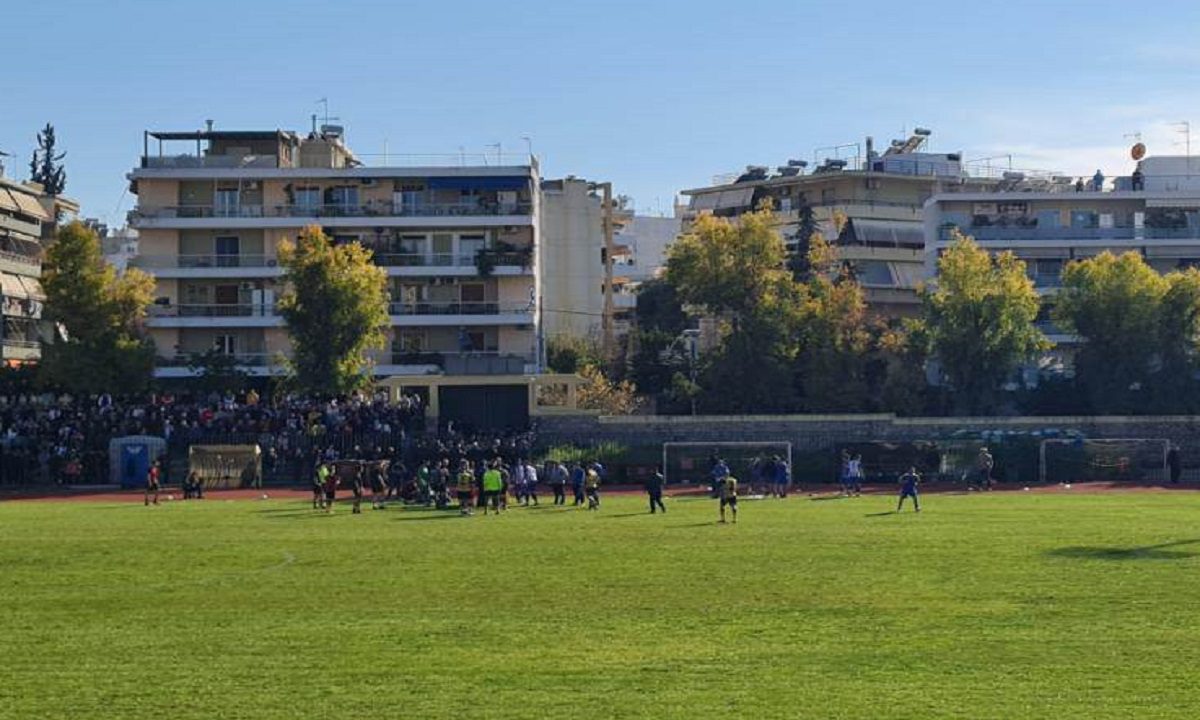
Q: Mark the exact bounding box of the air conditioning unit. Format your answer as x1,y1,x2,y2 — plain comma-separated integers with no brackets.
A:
361,178,377,187
244,181,261,191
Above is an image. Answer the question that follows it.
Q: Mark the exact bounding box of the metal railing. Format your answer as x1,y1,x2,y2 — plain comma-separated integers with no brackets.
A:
2,338,39,349
141,155,280,169
149,303,278,318
158,352,275,367
0,250,41,268
135,200,533,221
945,223,1200,243
388,301,533,316
132,254,277,269
373,253,475,267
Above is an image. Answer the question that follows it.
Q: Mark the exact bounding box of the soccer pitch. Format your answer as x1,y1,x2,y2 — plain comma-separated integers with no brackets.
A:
4,491,1200,719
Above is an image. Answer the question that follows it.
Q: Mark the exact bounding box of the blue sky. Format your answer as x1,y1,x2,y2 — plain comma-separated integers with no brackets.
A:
5,0,1200,224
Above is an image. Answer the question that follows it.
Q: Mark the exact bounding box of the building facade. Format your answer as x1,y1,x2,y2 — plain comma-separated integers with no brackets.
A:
0,175,77,364
128,129,540,380
680,131,998,318
924,155,1200,344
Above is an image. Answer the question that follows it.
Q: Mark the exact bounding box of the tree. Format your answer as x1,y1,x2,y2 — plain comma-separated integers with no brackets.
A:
546,335,602,374
187,349,251,397
575,364,641,415
921,232,1047,414
29,123,66,196
40,222,155,394
277,225,389,395
787,203,821,280
665,208,803,412
1054,251,1184,412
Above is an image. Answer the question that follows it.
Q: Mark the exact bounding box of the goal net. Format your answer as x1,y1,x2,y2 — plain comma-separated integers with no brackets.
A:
188,444,263,489
662,442,792,493
1039,438,1169,484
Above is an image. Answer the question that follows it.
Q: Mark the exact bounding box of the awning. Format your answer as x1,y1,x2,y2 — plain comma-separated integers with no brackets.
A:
0,274,25,298
426,177,527,191
9,190,50,221
715,187,755,210
689,192,721,211
848,219,924,247
0,189,18,215
17,276,45,301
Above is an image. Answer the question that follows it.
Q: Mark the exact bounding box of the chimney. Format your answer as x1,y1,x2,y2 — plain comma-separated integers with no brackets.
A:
865,136,875,169
205,119,214,132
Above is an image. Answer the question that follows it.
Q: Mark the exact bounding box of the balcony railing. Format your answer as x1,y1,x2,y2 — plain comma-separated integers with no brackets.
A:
132,254,276,269
0,250,41,269
388,301,533,316
943,224,1200,243
159,352,274,367
149,303,277,318
374,253,475,267
134,200,533,221
141,155,280,169
2,338,40,349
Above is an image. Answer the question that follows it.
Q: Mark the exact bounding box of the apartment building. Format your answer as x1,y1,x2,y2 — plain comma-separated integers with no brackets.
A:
128,128,540,383
680,130,998,318
0,173,77,364
924,154,1200,343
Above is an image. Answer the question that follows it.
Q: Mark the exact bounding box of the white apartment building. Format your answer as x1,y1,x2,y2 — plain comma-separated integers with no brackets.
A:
924,155,1200,343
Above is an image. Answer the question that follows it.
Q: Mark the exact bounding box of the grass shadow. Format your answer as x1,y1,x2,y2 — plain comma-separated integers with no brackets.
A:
865,511,896,518
1047,538,1200,561
394,513,465,522
666,521,718,529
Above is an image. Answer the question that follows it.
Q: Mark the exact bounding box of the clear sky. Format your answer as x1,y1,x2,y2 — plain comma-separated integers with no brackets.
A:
5,0,1200,225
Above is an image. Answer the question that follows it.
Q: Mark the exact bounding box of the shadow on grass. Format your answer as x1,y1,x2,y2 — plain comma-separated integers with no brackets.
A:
599,512,650,519
394,513,463,522
1048,538,1200,561
666,521,717,529
865,511,896,518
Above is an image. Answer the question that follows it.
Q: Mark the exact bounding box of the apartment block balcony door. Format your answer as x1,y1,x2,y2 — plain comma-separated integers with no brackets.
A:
214,284,240,317
215,189,240,218
215,236,240,267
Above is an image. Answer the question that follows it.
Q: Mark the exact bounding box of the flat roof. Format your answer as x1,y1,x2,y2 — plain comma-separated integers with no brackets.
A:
128,164,537,181
681,170,953,196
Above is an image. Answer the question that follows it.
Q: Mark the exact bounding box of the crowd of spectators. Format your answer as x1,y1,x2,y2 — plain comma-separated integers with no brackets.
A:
0,389,460,486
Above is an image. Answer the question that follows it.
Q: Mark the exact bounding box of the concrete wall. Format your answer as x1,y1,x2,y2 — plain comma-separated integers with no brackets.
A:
539,179,603,340
538,413,1200,452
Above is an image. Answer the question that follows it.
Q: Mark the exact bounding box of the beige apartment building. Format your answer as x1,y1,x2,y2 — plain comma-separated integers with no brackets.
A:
0,173,77,364
680,131,998,318
128,129,540,384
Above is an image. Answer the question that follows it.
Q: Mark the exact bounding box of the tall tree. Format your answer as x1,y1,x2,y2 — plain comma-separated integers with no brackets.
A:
666,208,803,412
921,232,1047,413
41,222,155,393
277,225,389,395
29,123,66,195
1054,251,1173,412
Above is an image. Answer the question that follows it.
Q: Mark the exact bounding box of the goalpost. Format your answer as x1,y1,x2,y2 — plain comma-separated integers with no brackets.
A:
189,444,263,489
662,441,792,492
1038,438,1169,485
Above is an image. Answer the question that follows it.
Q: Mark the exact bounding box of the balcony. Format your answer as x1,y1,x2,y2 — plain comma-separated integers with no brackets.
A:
131,200,535,230
386,351,529,376
1,338,40,361
147,303,282,328
942,223,1200,245
0,249,41,277
388,301,533,327
158,351,274,367
134,254,276,269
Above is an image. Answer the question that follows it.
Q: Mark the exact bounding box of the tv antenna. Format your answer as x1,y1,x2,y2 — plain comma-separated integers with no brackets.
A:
1172,121,1191,158
312,98,340,133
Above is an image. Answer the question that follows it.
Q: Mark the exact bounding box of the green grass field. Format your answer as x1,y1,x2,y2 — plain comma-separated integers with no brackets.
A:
4,490,1200,719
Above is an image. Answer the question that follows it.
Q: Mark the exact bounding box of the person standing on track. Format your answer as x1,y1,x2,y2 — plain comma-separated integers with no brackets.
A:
718,473,738,524
548,460,568,505
144,460,161,506
646,467,666,514
322,464,339,514
1168,445,1182,485
848,454,864,497
897,466,921,512
313,462,330,509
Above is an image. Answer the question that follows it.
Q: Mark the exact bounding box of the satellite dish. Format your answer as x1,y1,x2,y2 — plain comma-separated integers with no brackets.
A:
1131,142,1146,161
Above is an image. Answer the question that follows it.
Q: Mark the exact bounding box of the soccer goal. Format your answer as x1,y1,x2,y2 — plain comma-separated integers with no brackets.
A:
188,444,263,489
662,441,792,493
1038,438,1169,485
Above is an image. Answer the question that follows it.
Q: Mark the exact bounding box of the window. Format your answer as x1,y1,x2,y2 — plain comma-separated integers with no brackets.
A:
329,186,359,211
214,335,237,355
854,261,895,287
294,187,320,214
1070,211,1098,229
394,331,426,353
458,233,486,261
431,233,453,264
214,236,239,267
214,189,240,217
396,183,425,214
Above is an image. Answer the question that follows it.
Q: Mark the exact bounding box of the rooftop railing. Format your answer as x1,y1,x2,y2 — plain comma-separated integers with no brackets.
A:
141,155,280,169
